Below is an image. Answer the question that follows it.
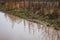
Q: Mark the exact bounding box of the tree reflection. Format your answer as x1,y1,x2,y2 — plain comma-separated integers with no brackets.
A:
4,13,60,40
4,13,23,29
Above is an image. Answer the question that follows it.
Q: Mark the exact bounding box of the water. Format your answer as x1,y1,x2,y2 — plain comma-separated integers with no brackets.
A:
0,12,60,40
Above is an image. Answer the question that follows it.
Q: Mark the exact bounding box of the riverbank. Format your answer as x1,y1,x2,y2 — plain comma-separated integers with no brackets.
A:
0,3,60,30
2,9,60,30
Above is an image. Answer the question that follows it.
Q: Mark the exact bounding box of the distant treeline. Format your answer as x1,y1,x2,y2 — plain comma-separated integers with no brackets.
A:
1,1,59,10
0,0,60,2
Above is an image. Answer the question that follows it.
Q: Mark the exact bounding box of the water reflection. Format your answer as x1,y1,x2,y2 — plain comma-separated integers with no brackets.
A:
0,12,60,40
